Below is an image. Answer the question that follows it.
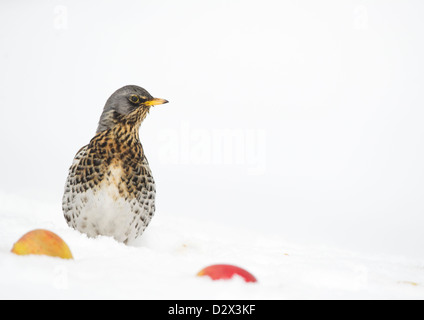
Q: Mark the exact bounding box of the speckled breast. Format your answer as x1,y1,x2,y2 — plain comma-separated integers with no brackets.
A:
62,125,156,244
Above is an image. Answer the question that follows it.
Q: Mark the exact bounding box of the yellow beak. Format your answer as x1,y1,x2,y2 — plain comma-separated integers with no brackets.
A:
144,97,169,106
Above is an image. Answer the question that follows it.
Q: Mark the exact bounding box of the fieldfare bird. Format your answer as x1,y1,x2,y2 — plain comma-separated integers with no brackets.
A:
62,85,168,244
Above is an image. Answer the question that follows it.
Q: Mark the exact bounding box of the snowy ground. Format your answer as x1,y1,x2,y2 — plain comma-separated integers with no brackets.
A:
0,193,423,300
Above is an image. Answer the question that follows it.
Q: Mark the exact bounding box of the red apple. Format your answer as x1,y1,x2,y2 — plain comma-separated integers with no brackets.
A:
197,264,257,282
11,229,73,259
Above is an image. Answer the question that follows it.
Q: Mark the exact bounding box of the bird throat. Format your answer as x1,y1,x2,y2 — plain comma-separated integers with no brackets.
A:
92,121,144,164
117,106,150,130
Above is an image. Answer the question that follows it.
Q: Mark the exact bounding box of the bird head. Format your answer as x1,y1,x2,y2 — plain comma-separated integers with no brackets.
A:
96,85,168,133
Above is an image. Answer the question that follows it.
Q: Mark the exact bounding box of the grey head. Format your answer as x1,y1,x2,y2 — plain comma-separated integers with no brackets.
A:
96,85,168,133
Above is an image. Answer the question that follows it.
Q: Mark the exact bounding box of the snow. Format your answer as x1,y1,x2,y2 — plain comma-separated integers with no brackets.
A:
1,192,423,300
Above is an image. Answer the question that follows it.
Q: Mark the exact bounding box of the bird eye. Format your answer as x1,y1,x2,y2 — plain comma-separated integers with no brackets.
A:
129,95,140,104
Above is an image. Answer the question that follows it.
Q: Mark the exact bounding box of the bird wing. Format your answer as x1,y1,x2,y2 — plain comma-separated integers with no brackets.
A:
72,145,89,165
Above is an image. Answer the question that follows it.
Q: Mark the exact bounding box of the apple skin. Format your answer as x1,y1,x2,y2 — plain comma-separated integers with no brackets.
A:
11,229,73,260
197,264,257,283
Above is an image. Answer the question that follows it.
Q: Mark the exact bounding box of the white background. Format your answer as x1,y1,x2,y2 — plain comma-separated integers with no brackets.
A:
1,0,423,259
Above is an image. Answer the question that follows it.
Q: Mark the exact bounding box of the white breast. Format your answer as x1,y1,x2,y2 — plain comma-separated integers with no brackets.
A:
70,166,145,243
